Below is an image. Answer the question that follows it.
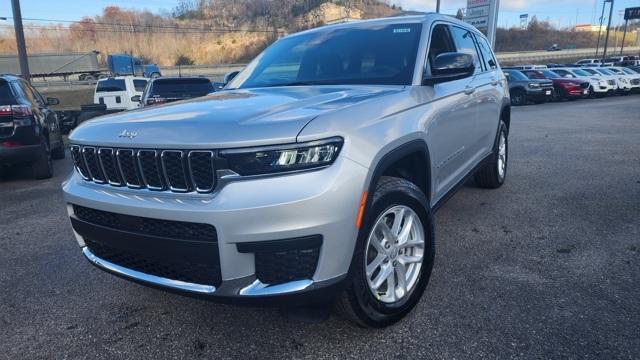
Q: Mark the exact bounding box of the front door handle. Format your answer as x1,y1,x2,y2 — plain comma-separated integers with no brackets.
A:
490,77,500,86
464,86,476,95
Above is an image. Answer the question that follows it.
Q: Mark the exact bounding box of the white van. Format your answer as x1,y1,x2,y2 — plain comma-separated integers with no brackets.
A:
94,76,148,111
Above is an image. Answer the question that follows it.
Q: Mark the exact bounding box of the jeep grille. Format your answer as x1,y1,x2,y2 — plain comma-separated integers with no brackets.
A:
70,145,216,193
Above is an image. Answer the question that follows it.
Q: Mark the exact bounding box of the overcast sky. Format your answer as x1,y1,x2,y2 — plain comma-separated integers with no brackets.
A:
0,0,637,29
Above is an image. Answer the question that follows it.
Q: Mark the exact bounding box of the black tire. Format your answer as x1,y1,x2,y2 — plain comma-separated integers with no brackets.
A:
510,89,527,106
51,141,65,160
32,137,53,180
336,176,435,328
553,86,566,101
474,120,508,189
150,72,161,78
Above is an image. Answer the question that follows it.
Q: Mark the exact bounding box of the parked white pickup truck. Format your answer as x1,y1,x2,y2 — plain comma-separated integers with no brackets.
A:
93,76,148,111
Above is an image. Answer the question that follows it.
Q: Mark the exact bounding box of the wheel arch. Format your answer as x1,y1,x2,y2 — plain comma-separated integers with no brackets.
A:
366,140,432,207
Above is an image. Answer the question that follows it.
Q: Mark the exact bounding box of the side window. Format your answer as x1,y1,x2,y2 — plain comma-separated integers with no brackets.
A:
475,35,497,70
553,69,570,78
426,24,456,73
450,26,482,74
17,80,37,105
133,79,148,92
28,84,46,104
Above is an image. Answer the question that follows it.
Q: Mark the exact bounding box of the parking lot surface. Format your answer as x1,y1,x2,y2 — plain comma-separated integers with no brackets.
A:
1,96,639,359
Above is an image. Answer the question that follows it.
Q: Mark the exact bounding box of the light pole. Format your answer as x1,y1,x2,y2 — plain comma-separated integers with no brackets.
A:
601,0,614,60
436,0,441,13
10,0,30,82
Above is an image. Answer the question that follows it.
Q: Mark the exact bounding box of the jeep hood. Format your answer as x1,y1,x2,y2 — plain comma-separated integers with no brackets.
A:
70,85,404,148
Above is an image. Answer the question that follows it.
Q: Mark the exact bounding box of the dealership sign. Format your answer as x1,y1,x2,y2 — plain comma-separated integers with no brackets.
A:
464,0,500,47
624,7,640,20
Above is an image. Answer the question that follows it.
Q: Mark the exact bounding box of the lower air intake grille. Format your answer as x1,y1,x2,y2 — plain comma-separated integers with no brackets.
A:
72,205,221,287
255,247,320,285
84,238,221,286
73,205,217,242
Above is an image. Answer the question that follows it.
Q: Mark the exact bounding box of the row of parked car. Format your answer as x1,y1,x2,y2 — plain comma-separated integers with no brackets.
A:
503,62,640,106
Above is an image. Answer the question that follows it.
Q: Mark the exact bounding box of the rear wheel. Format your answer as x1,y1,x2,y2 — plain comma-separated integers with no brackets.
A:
32,136,53,180
510,89,527,106
336,177,435,328
475,120,508,189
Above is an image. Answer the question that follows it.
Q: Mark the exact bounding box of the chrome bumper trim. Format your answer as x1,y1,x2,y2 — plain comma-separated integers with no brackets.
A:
239,279,313,296
82,247,217,294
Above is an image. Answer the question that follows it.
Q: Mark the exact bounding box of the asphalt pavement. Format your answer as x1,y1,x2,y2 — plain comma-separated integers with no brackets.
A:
0,95,638,359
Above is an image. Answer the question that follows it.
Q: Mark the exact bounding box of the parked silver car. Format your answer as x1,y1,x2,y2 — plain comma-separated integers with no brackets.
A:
63,14,510,327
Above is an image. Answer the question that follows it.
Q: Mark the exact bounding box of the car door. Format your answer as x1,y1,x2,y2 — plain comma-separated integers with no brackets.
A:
422,23,480,204
468,30,503,159
26,82,62,149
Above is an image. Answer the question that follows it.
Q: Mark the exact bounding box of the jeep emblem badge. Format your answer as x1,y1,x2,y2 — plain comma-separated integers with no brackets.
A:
118,129,138,139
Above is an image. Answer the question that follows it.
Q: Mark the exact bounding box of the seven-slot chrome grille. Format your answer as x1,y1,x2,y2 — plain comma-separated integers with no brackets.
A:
70,145,216,193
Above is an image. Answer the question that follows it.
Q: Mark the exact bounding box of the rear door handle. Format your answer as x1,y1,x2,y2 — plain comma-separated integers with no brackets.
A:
464,86,476,95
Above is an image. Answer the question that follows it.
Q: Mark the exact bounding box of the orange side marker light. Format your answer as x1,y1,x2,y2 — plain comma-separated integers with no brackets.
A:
355,191,368,229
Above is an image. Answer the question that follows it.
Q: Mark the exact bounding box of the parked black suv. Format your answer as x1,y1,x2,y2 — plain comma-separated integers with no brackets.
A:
0,75,64,179
135,77,214,107
503,69,554,106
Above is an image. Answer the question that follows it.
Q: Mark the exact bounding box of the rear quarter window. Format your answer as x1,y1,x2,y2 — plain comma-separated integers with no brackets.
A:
96,79,127,92
0,81,16,104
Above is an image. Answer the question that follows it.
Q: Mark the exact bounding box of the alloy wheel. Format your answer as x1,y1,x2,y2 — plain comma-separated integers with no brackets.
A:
365,205,425,304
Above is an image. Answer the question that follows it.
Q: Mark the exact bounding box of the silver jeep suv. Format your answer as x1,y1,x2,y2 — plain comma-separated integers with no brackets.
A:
63,14,510,327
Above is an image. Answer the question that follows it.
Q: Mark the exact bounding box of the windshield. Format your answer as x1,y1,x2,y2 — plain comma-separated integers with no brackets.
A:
541,70,561,79
505,70,528,81
150,78,213,97
228,23,422,89
582,68,597,75
623,68,638,74
0,81,15,103
572,69,591,76
596,68,613,75
96,79,126,92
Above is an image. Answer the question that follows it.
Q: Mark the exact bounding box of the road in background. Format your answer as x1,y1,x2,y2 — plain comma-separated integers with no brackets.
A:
0,96,639,359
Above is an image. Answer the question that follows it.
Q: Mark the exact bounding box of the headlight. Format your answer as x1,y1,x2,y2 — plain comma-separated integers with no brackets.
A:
220,137,343,176
620,78,628,83
528,83,540,88
599,80,607,86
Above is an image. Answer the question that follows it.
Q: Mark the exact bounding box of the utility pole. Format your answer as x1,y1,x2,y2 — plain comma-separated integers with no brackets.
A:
601,0,614,60
595,0,609,57
436,0,441,13
11,0,30,82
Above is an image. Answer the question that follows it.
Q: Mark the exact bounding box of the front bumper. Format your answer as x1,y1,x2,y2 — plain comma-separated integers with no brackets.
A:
63,154,368,301
526,88,554,101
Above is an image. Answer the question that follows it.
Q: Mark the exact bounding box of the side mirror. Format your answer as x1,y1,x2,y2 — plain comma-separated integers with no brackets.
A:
131,95,141,102
46,97,60,106
223,71,240,85
564,74,574,78
423,52,475,85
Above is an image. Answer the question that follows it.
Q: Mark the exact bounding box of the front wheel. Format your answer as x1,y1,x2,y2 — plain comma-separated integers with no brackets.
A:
474,120,508,189
336,177,435,328
510,89,527,106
